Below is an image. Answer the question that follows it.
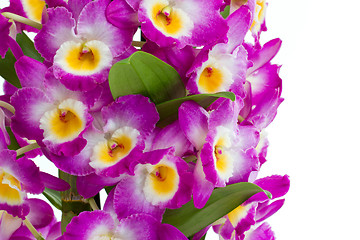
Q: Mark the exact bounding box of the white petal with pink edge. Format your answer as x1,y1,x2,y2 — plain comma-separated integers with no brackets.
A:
54,40,113,76
39,99,87,144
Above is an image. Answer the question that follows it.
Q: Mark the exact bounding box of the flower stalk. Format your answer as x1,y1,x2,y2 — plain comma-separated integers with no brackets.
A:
23,218,45,240
0,100,15,114
16,142,40,156
1,12,42,30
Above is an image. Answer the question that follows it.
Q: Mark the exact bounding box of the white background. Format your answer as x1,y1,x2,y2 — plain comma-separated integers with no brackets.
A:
1,0,360,239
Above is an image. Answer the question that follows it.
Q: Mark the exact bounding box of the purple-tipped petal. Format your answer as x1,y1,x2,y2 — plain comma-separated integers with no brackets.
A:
25,198,54,229
0,15,11,58
14,56,47,89
39,172,70,191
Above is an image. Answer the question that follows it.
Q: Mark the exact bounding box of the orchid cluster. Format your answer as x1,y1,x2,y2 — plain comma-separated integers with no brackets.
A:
0,0,289,239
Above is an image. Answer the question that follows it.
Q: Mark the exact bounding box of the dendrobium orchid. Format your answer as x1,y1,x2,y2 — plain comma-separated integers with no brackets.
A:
179,99,260,208
138,0,228,47
34,0,134,91
186,6,252,98
0,0,288,238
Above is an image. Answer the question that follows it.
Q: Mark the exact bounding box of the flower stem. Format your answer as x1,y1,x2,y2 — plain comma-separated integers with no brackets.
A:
88,198,99,211
16,142,40,157
132,41,145,48
23,218,45,240
0,100,15,114
1,12,42,30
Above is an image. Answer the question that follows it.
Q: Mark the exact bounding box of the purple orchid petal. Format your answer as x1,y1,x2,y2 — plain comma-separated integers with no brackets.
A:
151,121,193,157
0,109,10,149
192,159,214,209
0,14,11,58
67,0,92,22
46,221,62,240
251,174,290,201
62,210,115,240
14,56,46,89
247,38,282,75
256,199,285,223
25,198,54,229
106,0,140,29
77,173,123,199
34,7,78,62
77,0,134,57
226,6,252,53
178,101,209,150
39,172,70,191
113,176,165,221
244,222,275,240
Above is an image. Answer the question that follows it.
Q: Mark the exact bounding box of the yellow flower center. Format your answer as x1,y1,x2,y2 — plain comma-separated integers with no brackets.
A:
0,170,23,205
65,44,101,72
198,66,224,93
149,164,178,195
152,4,183,35
21,0,45,22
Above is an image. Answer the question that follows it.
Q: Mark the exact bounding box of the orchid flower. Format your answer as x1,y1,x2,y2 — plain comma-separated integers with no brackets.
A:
178,99,260,208
34,0,134,91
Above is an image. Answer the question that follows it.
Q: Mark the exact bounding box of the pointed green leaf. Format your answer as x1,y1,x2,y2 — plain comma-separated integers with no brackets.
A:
162,182,271,237
5,126,20,151
109,51,186,104
0,50,20,88
42,187,62,210
156,92,236,127
16,32,44,62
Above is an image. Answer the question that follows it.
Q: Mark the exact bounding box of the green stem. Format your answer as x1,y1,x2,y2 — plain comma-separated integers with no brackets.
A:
0,100,15,114
23,218,45,240
1,12,42,30
132,40,145,48
88,198,99,211
59,171,91,234
16,142,40,156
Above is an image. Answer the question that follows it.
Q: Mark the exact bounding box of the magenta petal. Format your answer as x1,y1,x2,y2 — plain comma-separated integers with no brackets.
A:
157,222,188,240
25,198,54,229
113,176,165,221
226,6,252,53
244,222,275,240
77,0,133,57
77,173,122,198
14,56,47,89
10,87,53,141
247,38,282,75
62,210,115,240
39,172,70,191
106,0,140,29
67,0,92,22
256,199,285,223
34,7,77,61
192,160,214,209
178,101,209,150
0,15,11,58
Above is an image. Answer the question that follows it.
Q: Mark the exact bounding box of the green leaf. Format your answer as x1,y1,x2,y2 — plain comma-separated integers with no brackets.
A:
0,50,20,88
156,92,236,127
16,32,44,62
162,182,271,237
42,188,62,210
5,126,20,151
109,51,186,104
105,185,115,194
0,31,43,88
221,5,230,19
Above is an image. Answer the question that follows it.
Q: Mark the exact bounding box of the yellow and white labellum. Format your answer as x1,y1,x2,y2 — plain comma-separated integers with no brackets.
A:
250,0,267,34
227,204,253,227
196,58,233,94
146,0,193,37
0,169,25,205
213,127,234,181
143,159,179,205
54,40,113,76
90,127,140,169
40,99,87,143
20,0,46,23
